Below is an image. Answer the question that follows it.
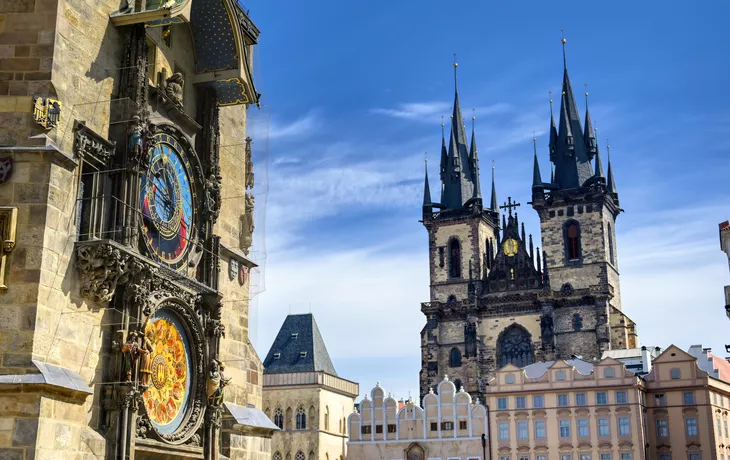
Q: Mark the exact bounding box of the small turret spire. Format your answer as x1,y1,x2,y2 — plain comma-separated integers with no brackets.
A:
529,234,534,265
521,222,526,244
532,135,543,188
584,88,597,157
439,116,447,183
549,92,558,160
470,109,482,201
490,162,498,212
592,128,604,180
423,156,432,207
606,142,617,194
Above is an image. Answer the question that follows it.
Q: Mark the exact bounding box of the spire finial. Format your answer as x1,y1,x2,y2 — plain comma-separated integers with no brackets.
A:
472,108,475,129
453,53,458,92
561,29,567,69
441,115,445,136
584,83,589,110
549,90,553,111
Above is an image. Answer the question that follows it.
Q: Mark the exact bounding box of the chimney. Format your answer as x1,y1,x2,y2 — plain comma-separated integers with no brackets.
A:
641,346,651,375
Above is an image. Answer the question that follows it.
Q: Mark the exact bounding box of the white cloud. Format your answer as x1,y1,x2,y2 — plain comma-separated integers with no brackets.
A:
248,111,320,141
371,102,514,122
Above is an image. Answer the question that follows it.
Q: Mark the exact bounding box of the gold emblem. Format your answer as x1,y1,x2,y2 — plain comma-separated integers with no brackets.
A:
503,238,519,257
32,96,62,129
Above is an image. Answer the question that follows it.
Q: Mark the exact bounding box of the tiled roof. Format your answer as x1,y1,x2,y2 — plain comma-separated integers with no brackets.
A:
263,314,337,376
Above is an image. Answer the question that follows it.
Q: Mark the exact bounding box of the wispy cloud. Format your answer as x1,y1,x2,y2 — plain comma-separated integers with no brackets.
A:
370,102,514,122
248,111,320,141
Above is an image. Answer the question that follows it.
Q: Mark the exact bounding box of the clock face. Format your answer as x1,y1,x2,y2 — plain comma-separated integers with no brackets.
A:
140,133,197,270
503,238,519,257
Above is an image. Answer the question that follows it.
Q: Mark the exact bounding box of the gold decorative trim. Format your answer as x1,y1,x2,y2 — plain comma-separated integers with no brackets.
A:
0,206,18,292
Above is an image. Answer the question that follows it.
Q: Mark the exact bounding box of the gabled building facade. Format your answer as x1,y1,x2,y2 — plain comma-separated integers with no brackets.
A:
263,314,359,460
347,377,488,460
419,41,638,403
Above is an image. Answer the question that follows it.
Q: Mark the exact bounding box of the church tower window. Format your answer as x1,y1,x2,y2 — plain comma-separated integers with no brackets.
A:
565,220,582,261
448,238,461,278
274,407,284,429
572,314,583,331
296,407,306,429
450,347,462,367
497,325,534,368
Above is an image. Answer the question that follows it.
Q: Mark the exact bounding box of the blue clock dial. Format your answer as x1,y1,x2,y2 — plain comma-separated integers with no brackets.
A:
140,133,197,270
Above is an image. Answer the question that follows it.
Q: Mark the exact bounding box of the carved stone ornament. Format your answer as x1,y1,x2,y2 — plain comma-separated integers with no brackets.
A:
76,243,150,303
244,136,254,190
228,258,238,280
164,72,185,108
0,156,13,185
0,207,18,292
32,96,61,129
73,120,116,165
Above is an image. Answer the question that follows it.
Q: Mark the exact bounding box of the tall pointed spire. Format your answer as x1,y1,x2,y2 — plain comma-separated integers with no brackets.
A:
584,88,597,157
470,109,482,201
532,136,543,188
423,157,432,207
553,31,593,189
439,116,447,182
606,142,617,194
441,54,474,209
549,92,558,161
592,128,604,179
490,162,498,212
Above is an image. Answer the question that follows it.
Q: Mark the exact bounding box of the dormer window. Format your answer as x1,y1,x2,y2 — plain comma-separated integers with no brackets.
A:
273,353,281,359
291,333,298,339
300,352,307,358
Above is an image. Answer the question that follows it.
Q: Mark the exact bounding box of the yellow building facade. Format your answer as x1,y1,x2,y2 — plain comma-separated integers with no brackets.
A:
263,314,359,460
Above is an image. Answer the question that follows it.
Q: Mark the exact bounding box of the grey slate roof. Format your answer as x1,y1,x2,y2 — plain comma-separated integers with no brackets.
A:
263,314,337,376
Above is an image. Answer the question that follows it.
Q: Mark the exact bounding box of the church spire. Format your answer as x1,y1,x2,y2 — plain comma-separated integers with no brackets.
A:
553,32,594,189
549,93,558,162
441,55,474,209
606,142,617,194
532,136,543,188
423,157,432,207
584,89,597,157
490,163,498,212
470,110,482,201
592,128,604,180
439,117,447,182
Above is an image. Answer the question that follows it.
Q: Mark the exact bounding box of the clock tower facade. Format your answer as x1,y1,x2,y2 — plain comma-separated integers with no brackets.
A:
419,50,638,403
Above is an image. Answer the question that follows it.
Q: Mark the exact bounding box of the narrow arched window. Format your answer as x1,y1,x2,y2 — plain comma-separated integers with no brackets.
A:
449,238,461,278
295,451,305,460
608,223,615,265
285,407,293,430
565,221,581,261
296,407,306,429
274,407,284,429
324,406,329,431
573,314,583,331
450,347,462,367
273,452,283,460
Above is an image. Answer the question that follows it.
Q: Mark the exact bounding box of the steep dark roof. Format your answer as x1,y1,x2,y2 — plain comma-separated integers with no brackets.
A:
263,314,337,376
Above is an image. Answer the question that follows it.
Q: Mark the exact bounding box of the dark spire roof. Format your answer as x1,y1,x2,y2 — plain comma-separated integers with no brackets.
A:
490,164,498,212
548,95,558,162
263,313,337,376
552,36,594,190
423,160,432,206
593,142,604,179
470,112,482,201
584,92,597,157
441,59,474,209
607,143,617,194
532,137,543,188
439,118,447,183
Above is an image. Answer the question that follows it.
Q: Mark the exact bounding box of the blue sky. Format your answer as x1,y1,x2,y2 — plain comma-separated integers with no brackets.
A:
243,1,730,400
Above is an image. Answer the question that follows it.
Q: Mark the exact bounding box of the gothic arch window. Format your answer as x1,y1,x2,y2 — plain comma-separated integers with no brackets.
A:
324,406,329,431
454,378,463,392
564,220,582,261
497,325,534,368
273,453,282,460
448,238,461,278
572,314,583,331
286,454,291,460
450,347,462,367
274,407,284,429
309,405,316,427
295,451,305,460
296,406,306,429
447,295,457,303
608,223,615,265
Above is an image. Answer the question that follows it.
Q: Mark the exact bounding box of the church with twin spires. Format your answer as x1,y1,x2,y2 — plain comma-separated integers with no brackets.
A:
419,41,638,403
